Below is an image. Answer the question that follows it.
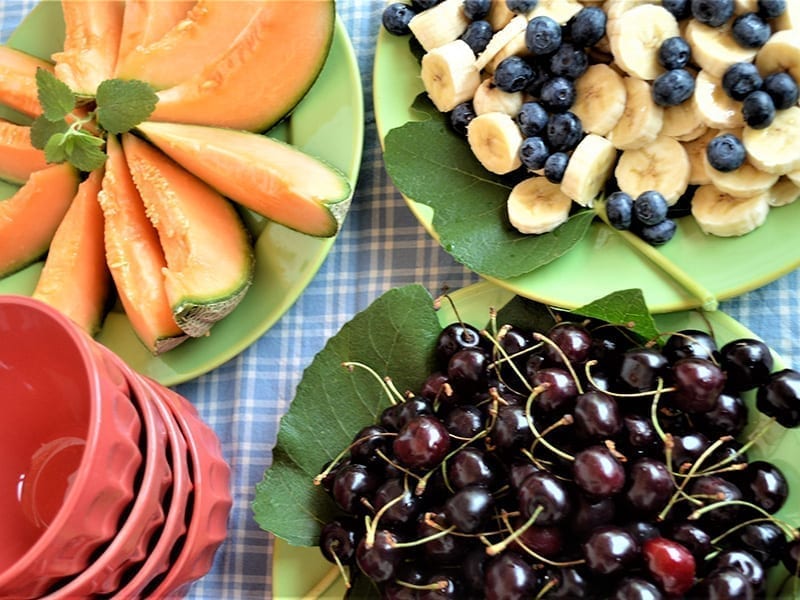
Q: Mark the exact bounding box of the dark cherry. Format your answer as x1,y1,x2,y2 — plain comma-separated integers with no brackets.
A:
670,432,710,468
393,414,451,469
484,552,539,600
542,567,590,599
443,485,494,533
447,347,490,395
737,521,786,567
570,495,616,539
420,371,456,405
688,476,743,531
492,405,534,452
530,367,579,413
462,547,487,592
381,396,432,431
372,478,422,527
517,471,573,525
447,446,495,490
508,459,540,491
355,529,403,583
443,404,484,440
671,357,726,413
573,445,626,498
419,573,461,600
694,568,754,599
714,549,766,593
621,413,660,457
782,539,800,575
739,460,788,514
544,321,593,366
319,518,361,565
694,391,748,437
416,512,468,565
662,329,720,363
582,526,639,576
755,368,800,427
350,424,391,467
620,347,669,391
573,390,622,440
435,322,483,368
642,537,696,595
625,457,673,515
589,325,636,371
720,338,774,392
670,523,712,562
611,577,663,600
332,463,380,513
511,519,564,557
625,520,661,546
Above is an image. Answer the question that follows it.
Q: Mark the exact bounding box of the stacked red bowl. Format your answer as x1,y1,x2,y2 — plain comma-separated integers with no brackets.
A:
0,295,231,599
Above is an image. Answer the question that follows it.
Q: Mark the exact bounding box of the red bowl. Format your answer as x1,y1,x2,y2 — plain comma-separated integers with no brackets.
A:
0,295,142,598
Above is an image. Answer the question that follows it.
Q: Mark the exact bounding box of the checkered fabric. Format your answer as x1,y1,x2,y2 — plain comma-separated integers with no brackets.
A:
2,2,799,598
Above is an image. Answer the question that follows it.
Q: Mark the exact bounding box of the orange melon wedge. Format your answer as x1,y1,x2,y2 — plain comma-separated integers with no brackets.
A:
0,120,48,184
0,45,53,118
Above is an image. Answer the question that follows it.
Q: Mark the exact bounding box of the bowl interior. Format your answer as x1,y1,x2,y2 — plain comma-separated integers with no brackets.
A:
0,296,94,570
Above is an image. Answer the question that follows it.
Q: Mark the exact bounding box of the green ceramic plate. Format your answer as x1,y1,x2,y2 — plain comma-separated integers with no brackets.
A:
373,28,800,314
0,2,364,386
272,280,800,598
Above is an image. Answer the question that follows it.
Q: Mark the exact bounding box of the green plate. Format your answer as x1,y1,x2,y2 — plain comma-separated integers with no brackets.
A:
273,281,800,598
373,28,800,314
0,2,364,386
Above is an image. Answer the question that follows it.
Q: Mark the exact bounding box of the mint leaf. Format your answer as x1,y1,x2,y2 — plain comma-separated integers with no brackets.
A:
67,133,107,171
95,79,157,134
384,118,595,279
36,68,75,122
30,116,69,150
573,289,660,341
43,132,68,164
253,285,442,546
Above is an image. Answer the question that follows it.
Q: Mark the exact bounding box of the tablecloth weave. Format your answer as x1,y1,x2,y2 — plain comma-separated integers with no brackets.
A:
2,2,799,598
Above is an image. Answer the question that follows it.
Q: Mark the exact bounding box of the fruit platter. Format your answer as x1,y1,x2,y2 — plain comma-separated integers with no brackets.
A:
374,0,800,313
0,0,364,385
256,280,800,599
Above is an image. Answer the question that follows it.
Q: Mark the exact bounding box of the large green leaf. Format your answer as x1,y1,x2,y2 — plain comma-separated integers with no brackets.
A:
383,116,596,279
574,289,660,342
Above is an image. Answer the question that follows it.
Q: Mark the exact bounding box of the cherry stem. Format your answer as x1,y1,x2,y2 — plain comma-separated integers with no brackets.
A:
396,580,449,592
313,431,398,486
498,511,586,567
392,522,457,549
533,577,560,600
649,378,669,442
484,505,543,556
375,449,422,486
341,361,405,405
482,326,536,396
325,544,351,590
688,500,799,540
710,516,791,546
435,289,478,345
533,332,584,395
525,386,576,462
698,416,777,475
529,414,575,461
364,484,411,547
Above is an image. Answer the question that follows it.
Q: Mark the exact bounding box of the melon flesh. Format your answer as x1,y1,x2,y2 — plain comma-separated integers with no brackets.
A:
0,120,48,184
0,163,79,277
0,46,53,118
52,1,125,95
32,170,111,336
116,0,195,63
98,135,187,354
121,133,254,337
115,0,264,90
136,120,351,237
150,0,335,132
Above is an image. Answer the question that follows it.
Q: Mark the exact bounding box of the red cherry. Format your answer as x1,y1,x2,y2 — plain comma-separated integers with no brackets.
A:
643,537,696,595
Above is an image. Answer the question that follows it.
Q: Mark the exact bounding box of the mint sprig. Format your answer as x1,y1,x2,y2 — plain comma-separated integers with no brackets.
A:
30,68,158,172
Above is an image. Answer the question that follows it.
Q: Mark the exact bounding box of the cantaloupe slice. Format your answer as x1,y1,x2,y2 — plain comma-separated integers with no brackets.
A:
98,135,187,354
136,120,351,238
32,170,111,336
0,45,53,118
0,120,48,184
52,0,125,96
121,133,254,338
115,0,264,90
0,163,79,277
149,0,335,132
116,0,195,64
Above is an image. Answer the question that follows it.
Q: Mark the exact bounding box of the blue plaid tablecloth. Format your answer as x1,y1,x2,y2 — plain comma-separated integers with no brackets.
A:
2,2,799,598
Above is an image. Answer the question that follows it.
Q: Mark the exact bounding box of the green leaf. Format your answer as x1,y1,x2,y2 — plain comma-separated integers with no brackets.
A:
30,116,69,150
383,118,595,279
35,68,75,122
95,78,158,134
66,132,107,172
43,132,68,164
572,289,660,341
252,285,442,546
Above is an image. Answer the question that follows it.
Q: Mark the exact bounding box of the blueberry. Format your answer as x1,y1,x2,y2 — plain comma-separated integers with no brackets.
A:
506,0,538,13
526,15,562,56
544,152,569,183
519,136,550,170
539,76,576,112
549,43,589,79
567,7,607,47
706,133,746,172
462,0,491,20
663,0,692,19
658,37,692,70
758,0,786,19
382,2,417,36
449,102,476,137
732,12,772,48
721,62,763,101
764,72,800,109
516,101,549,137
639,219,678,246
742,90,776,129
493,56,534,92
633,191,669,226
412,0,441,9
652,69,696,106
461,20,493,54
523,63,550,97
605,191,634,230
691,0,734,26
546,112,583,152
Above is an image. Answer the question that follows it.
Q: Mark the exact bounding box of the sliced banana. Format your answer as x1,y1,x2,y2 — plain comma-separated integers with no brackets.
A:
755,30,800,83
608,4,679,80
476,16,528,72
420,40,481,113
685,20,757,79
487,0,516,30
787,170,800,187
767,177,800,207
473,77,525,116
528,0,584,24
683,128,720,186
572,64,627,136
608,77,664,150
774,1,800,33
691,184,770,236
467,111,524,174
733,0,758,13
485,30,529,74
693,70,745,130
743,106,800,175
560,134,618,207
662,99,706,141
615,135,691,205
604,0,659,39
409,0,471,51
705,155,780,198
507,176,574,234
